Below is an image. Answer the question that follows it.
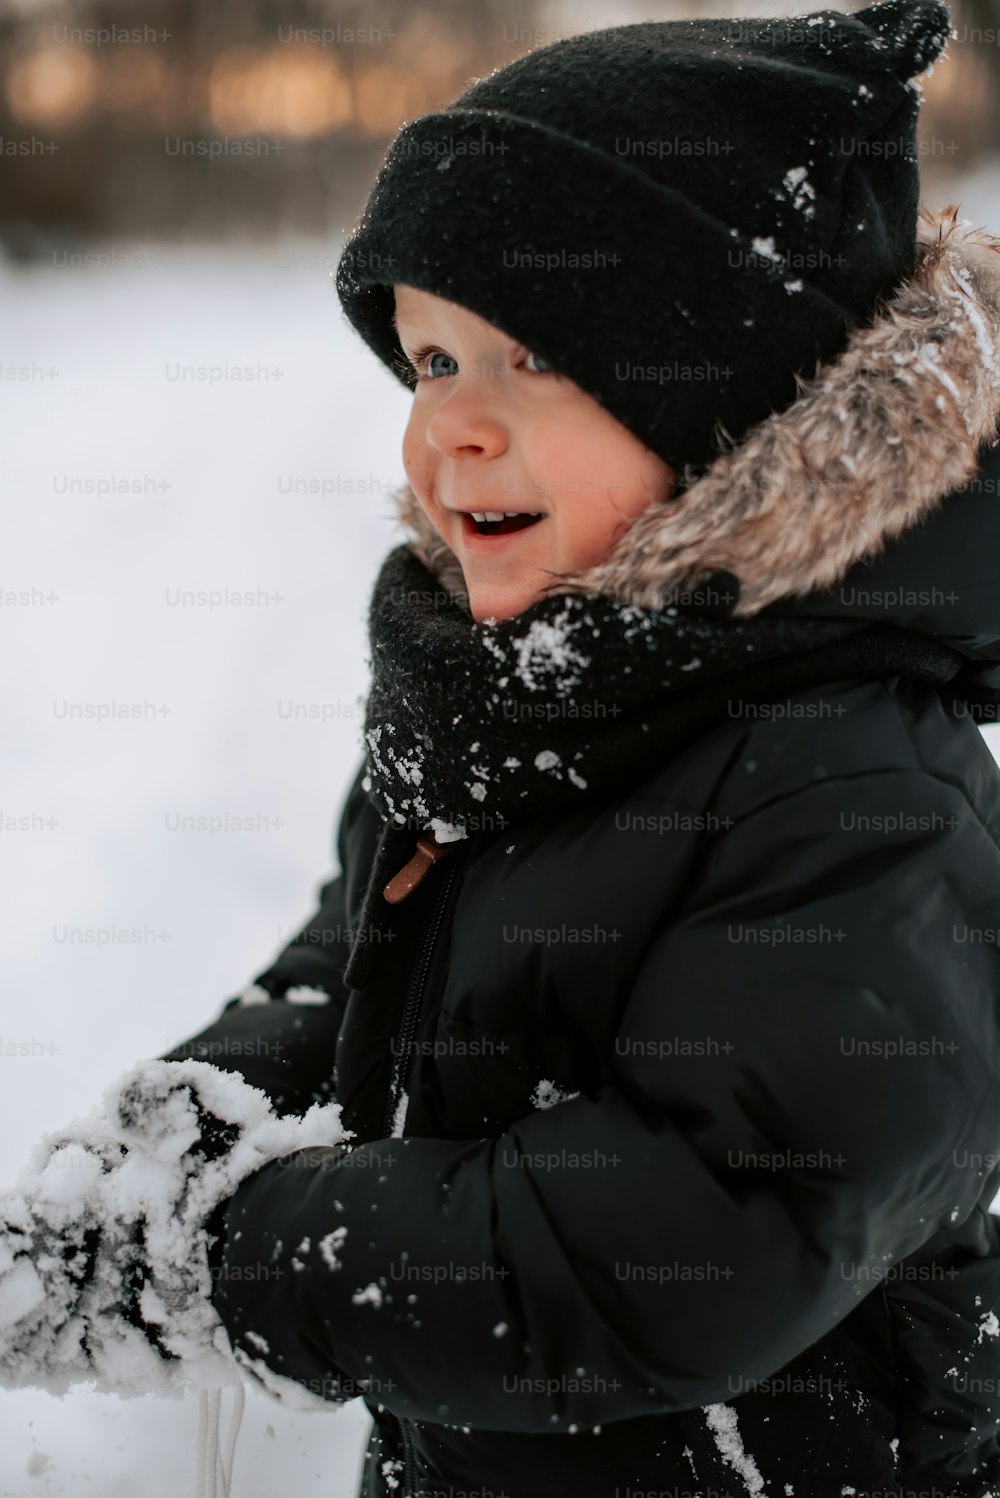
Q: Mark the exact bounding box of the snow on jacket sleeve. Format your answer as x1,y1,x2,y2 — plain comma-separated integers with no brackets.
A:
159,757,369,1117
208,768,1000,1431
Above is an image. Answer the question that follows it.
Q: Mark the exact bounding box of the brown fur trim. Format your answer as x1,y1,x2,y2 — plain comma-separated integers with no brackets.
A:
389,206,1000,618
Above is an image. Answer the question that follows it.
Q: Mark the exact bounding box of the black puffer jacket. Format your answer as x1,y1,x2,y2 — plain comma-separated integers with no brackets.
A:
165,210,1000,1498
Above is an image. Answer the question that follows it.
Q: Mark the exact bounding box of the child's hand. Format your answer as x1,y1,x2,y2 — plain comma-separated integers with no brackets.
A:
0,1138,112,1392
0,1059,347,1399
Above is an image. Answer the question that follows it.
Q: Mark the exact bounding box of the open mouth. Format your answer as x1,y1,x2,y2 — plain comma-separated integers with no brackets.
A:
463,510,546,537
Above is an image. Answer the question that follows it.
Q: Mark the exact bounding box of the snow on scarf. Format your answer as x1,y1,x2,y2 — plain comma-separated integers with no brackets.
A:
341,541,965,991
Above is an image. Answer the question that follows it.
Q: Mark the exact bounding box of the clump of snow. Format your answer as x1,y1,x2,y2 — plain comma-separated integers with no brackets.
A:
479,629,508,667
779,166,816,220
284,986,330,1006
507,612,591,696
381,1456,405,1490
426,818,468,844
750,235,784,265
389,1089,409,1140
617,604,655,638
351,1283,384,1308
534,750,561,773
704,1403,767,1495
35,1142,106,1205
0,1261,46,1330
977,1308,1000,1343
364,724,392,782
530,1079,580,1110
393,750,424,787
319,1226,348,1271
236,982,271,1007
0,1058,345,1408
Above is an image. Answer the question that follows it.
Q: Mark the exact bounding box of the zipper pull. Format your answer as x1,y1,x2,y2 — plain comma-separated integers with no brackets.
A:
383,830,458,904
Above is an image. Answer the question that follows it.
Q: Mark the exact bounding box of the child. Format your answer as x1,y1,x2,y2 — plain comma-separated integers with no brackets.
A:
5,2,1000,1495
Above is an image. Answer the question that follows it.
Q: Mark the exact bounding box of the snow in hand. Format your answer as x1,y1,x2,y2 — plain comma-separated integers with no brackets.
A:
0,1058,346,1405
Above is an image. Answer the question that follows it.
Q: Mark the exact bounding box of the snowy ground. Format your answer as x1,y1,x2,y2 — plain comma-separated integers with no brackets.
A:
3,187,1000,1493
1,232,406,1497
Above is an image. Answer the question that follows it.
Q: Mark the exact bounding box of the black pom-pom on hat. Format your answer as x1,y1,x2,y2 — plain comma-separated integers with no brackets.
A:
852,0,952,78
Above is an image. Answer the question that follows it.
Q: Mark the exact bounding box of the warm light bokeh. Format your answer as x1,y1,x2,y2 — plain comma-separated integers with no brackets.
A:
353,63,428,134
7,44,99,129
209,44,353,139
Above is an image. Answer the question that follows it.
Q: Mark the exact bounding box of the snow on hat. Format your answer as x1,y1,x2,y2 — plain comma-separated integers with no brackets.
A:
335,0,953,477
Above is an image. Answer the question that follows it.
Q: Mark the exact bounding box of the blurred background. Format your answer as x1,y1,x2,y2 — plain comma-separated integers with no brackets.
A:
0,0,999,252
2,0,1000,1493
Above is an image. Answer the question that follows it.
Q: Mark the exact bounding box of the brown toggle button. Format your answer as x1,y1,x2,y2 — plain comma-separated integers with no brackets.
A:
383,831,458,904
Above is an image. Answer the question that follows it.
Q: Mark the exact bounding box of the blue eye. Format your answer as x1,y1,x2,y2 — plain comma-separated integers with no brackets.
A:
403,345,457,383
401,342,554,386
424,349,458,379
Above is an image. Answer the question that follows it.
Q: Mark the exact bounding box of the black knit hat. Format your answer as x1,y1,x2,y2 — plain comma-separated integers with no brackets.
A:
335,0,952,478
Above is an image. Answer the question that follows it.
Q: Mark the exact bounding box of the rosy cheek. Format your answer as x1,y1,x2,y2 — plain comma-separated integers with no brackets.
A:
401,423,423,481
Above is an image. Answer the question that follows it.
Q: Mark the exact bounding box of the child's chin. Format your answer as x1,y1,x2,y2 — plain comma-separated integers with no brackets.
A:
466,581,539,625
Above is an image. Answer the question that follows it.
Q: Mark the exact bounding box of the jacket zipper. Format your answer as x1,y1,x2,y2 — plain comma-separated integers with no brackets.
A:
379,853,732,1498
382,846,463,1139
399,1416,418,1498
382,844,466,1498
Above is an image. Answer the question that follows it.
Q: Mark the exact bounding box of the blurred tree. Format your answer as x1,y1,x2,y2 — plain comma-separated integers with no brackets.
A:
0,0,550,249
1,0,995,252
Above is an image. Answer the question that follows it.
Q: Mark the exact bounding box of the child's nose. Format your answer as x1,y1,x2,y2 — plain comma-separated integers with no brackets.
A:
425,390,509,462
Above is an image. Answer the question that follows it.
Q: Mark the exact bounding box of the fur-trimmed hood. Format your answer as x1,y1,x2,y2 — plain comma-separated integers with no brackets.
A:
389,205,1000,676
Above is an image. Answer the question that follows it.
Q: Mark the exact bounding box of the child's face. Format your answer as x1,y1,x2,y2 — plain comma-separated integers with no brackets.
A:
393,285,676,623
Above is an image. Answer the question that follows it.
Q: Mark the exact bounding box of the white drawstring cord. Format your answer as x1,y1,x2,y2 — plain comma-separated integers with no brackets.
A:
218,1381,245,1493
195,1388,219,1497
196,1384,246,1498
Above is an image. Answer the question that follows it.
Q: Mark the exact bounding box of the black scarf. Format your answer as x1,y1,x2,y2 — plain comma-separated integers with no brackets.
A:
342,543,965,990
